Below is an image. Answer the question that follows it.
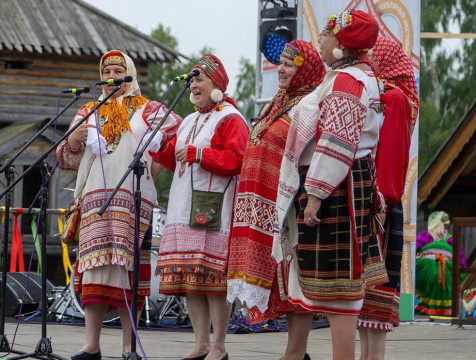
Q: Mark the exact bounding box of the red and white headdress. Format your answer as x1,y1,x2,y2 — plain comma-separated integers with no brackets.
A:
324,9,379,60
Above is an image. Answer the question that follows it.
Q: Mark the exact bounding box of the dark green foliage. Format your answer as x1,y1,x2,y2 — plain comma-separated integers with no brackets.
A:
147,24,257,204
419,0,476,173
234,57,257,122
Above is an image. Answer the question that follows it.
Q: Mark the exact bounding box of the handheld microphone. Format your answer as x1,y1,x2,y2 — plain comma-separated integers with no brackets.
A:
61,87,90,94
95,76,133,86
173,69,200,82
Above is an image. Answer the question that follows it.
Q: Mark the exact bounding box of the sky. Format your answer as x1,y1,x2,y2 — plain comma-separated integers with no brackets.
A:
82,0,259,95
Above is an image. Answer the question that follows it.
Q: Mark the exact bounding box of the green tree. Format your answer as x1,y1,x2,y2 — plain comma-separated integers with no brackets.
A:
147,24,214,205
234,57,256,121
419,0,476,173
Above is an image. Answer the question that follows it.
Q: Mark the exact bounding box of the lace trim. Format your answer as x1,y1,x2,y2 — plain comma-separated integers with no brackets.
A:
357,318,394,332
227,278,271,313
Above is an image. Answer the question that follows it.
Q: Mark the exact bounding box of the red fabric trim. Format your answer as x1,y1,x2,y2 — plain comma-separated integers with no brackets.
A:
142,100,155,125
376,88,411,204
347,171,361,279
333,73,364,97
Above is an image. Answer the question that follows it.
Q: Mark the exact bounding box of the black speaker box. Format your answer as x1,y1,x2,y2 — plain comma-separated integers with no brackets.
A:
0,272,54,316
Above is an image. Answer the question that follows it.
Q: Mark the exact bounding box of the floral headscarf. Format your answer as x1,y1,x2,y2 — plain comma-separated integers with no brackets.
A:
428,211,450,241
371,36,419,135
251,40,326,142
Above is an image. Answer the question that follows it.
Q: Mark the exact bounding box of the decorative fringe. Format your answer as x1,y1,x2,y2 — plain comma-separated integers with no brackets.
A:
155,266,214,277
86,96,148,144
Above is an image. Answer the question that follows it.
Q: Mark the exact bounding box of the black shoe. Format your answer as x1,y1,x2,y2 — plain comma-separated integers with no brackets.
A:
181,354,208,360
303,353,311,360
71,351,101,360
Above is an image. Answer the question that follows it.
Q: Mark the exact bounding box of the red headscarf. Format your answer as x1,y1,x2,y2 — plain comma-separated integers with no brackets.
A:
192,54,229,93
371,36,419,134
252,40,326,140
325,9,379,59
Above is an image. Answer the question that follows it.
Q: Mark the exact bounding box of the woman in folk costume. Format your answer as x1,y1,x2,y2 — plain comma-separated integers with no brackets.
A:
272,10,387,360
357,35,419,360
149,54,249,360
56,50,180,360
226,40,326,322
415,211,467,316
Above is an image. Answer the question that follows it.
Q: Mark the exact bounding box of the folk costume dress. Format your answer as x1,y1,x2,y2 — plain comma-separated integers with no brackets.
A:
415,212,467,316
150,100,249,295
56,51,180,309
358,36,419,331
226,40,326,321
272,64,387,315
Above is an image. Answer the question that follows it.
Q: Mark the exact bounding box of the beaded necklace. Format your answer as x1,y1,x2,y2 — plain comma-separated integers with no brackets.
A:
331,56,362,70
177,111,213,178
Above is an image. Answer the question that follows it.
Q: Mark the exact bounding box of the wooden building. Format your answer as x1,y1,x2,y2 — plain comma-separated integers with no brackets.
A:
0,0,181,284
418,100,476,258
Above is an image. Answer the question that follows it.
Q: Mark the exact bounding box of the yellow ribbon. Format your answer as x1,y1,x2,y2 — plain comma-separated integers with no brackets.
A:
57,210,72,285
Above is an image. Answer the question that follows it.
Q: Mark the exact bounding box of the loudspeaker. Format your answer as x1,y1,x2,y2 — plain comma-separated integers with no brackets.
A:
0,272,54,316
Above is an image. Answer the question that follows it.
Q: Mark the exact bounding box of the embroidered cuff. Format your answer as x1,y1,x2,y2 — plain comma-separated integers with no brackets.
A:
304,186,328,200
64,138,84,153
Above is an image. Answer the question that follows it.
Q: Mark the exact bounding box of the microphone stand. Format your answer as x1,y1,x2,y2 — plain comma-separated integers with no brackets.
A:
0,93,81,357
0,87,121,360
98,78,193,360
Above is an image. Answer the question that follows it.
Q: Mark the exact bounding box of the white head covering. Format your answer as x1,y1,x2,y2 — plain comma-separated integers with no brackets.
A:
98,50,141,104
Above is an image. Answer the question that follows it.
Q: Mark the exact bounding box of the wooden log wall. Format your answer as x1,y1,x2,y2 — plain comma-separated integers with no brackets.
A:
0,50,149,127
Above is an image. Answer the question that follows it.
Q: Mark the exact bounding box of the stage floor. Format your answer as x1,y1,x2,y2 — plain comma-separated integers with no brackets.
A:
2,315,475,359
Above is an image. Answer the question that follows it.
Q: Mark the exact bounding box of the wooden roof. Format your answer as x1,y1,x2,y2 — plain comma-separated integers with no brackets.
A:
0,0,182,62
418,100,476,210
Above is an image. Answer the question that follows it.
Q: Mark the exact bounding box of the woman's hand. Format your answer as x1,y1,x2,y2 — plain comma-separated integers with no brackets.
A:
68,123,96,150
175,146,189,164
304,195,322,227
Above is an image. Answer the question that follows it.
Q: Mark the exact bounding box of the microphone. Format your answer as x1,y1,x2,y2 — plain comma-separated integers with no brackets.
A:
95,76,133,86
173,69,200,82
61,87,90,94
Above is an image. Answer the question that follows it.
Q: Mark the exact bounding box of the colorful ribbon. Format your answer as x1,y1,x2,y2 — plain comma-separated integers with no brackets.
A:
58,210,73,285
10,208,25,272
30,209,42,273
436,252,447,291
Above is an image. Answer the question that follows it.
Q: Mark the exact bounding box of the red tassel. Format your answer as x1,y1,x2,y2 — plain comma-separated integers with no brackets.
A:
10,208,25,272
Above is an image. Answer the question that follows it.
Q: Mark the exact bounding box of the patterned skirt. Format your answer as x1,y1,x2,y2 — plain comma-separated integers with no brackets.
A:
74,226,153,309
358,203,404,331
158,272,228,296
251,157,387,319
227,116,291,311
295,157,386,304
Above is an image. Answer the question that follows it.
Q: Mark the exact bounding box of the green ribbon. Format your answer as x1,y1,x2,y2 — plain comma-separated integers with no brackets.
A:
30,209,42,273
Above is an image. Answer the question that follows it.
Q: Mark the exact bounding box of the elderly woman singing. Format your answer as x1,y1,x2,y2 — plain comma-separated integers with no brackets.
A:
150,54,249,360
57,50,180,360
